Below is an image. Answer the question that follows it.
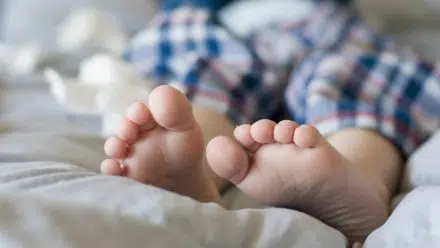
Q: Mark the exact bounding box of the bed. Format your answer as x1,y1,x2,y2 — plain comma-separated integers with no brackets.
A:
1,1,440,247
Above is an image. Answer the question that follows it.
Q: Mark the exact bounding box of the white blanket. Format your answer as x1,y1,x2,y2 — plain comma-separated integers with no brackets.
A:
2,73,440,248
0,72,347,247
0,189,345,247
0,134,345,248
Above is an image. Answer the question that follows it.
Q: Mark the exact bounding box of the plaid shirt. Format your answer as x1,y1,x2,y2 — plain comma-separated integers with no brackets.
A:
125,1,440,157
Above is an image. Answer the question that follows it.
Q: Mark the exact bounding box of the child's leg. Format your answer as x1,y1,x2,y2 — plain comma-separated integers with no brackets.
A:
207,1,440,243
103,5,287,195
281,1,433,203
328,129,402,205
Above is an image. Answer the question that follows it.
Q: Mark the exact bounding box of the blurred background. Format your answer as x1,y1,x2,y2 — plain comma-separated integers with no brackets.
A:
1,0,440,61
0,0,440,60
0,0,439,137
0,0,158,49
358,0,440,61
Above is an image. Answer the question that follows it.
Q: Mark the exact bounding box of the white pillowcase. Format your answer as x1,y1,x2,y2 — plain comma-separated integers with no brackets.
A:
0,0,158,48
218,0,314,37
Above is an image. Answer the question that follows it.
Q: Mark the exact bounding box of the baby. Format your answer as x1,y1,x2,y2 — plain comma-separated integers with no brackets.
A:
101,0,440,244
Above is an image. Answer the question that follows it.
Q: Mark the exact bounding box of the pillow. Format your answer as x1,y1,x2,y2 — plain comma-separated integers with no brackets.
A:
0,0,158,48
357,0,440,61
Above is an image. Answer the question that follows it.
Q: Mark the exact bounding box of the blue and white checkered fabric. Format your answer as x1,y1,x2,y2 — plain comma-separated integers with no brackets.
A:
125,1,440,157
161,0,233,13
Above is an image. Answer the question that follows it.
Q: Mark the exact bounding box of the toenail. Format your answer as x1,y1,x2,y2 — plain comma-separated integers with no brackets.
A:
170,83,188,94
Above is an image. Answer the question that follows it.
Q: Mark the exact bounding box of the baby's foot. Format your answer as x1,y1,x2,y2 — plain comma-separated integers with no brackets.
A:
206,120,388,242
101,85,220,202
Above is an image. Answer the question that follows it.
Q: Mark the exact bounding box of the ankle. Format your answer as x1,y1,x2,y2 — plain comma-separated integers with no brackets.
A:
328,128,402,205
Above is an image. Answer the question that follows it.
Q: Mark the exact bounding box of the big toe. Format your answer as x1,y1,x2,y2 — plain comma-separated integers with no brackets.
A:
149,85,196,131
206,136,250,185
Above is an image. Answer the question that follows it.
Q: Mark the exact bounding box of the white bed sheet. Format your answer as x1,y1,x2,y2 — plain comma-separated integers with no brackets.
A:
0,73,347,247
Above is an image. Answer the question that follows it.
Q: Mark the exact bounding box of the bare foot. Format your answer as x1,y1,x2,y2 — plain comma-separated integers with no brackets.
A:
206,120,388,242
101,85,220,203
